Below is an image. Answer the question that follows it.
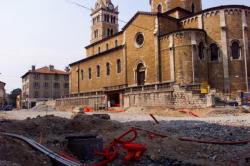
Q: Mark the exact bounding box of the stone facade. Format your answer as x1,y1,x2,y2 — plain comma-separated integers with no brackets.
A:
0,81,6,107
21,65,69,108
67,0,250,109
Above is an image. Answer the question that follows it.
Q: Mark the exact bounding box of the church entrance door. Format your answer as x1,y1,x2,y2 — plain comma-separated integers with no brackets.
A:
137,63,146,86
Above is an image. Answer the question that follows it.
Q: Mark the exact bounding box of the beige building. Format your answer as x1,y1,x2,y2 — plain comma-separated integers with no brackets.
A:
0,81,6,107
66,0,250,108
21,65,69,108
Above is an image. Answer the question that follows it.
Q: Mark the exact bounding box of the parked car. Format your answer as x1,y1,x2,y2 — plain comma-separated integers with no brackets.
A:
2,105,14,111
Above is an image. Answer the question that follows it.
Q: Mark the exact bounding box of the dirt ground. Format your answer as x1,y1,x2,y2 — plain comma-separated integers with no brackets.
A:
1,107,250,166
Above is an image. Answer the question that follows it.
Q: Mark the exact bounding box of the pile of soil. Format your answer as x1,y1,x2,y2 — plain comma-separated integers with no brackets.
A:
0,136,52,166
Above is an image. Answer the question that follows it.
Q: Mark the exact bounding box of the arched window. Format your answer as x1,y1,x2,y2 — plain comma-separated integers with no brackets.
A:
110,29,113,35
192,3,195,13
106,43,109,50
136,63,146,86
107,29,110,36
88,68,91,79
81,70,84,80
117,59,121,73
210,43,219,61
115,40,118,47
157,4,162,13
97,65,100,77
107,15,110,22
106,63,111,76
231,41,240,59
198,42,204,60
98,47,101,53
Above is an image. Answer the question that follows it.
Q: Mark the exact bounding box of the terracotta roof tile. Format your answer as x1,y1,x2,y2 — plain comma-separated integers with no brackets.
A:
21,66,69,78
34,66,68,75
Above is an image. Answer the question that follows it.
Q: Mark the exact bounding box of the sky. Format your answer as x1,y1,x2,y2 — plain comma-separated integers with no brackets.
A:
0,0,249,93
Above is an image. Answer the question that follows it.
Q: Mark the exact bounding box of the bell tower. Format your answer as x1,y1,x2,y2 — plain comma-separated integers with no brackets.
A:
90,0,119,44
150,0,202,14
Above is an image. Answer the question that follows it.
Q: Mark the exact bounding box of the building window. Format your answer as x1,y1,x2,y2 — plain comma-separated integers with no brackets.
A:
64,83,69,88
104,14,107,21
107,29,110,36
81,70,84,80
157,4,162,13
231,41,240,60
44,82,49,88
64,75,68,81
54,83,60,89
192,3,195,13
98,47,101,53
106,43,109,50
88,68,92,79
135,33,144,48
106,63,111,76
34,91,39,98
117,59,121,73
33,82,40,89
110,29,113,35
111,16,116,23
107,15,110,22
44,91,49,98
44,75,49,80
97,65,100,77
97,15,100,22
210,43,219,61
55,75,59,81
198,42,205,60
94,30,99,38
34,74,40,80
115,40,118,47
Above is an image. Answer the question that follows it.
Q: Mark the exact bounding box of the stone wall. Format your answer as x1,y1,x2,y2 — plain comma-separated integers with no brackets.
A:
56,95,106,111
124,85,213,108
57,84,213,110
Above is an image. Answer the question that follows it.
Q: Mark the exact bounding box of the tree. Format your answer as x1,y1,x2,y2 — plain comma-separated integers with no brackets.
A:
8,88,21,107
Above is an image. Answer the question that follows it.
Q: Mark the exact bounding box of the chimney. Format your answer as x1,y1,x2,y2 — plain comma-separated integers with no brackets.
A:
49,65,54,71
32,65,36,71
65,66,70,72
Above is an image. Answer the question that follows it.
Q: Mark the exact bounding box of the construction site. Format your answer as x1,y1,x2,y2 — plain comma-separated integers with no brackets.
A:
1,0,250,165
1,103,250,166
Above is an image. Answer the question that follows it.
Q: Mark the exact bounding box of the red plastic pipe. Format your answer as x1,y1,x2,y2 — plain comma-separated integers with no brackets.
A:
179,137,250,145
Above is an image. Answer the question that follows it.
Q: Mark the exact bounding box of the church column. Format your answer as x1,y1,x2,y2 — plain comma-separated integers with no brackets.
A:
123,31,128,86
242,10,249,91
169,34,175,81
191,31,197,83
220,10,230,92
154,16,161,83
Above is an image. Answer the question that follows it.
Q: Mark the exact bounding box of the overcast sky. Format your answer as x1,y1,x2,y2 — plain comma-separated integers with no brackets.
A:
0,0,249,93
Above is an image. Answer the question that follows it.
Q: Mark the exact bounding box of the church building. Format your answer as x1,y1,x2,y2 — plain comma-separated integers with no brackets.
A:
68,0,250,108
